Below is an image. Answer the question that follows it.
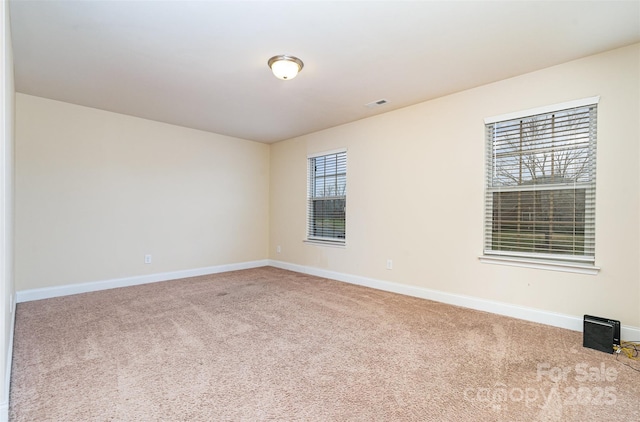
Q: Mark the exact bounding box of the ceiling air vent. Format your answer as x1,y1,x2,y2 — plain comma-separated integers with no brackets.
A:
365,99,390,108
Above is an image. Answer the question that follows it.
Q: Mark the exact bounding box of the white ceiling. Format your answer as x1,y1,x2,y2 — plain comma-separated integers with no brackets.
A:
9,0,640,143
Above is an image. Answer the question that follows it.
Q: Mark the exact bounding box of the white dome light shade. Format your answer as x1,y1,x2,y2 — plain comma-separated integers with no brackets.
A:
268,55,304,80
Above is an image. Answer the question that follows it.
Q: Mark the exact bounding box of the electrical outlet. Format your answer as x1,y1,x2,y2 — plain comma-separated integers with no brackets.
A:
277,245,281,254
386,259,393,270
144,254,152,264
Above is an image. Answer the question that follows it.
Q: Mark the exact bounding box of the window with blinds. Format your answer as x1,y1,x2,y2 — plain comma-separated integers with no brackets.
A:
484,99,598,263
307,150,347,244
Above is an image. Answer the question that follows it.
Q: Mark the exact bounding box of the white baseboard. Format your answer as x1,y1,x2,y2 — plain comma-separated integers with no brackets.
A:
14,258,640,341
16,260,269,303
268,260,640,341
1,292,16,422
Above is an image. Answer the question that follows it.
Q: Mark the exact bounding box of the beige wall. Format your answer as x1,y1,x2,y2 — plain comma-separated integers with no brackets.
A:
15,94,270,290
1,0,15,416
269,44,640,328
12,44,640,331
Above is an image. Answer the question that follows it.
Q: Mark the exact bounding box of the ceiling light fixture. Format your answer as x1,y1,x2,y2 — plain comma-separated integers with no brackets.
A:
268,55,304,80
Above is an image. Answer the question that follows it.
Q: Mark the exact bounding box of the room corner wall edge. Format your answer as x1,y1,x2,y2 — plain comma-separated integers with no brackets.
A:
15,260,269,303
267,260,640,341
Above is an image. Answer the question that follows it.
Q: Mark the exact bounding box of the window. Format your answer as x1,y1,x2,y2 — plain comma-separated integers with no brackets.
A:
484,98,598,265
307,150,347,244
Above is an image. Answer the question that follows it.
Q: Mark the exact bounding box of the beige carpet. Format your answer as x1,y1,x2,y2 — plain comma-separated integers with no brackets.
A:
9,267,640,421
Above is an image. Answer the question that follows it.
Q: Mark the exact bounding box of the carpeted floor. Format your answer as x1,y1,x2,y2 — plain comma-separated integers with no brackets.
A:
9,267,640,421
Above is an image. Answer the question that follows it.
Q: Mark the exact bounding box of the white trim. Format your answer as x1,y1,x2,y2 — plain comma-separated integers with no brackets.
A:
303,239,346,248
267,260,639,341
16,260,268,303
307,147,347,159
479,255,600,275
484,96,600,124
0,294,15,422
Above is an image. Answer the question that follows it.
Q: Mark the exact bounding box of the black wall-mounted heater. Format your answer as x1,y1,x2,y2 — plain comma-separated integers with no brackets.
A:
583,315,621,354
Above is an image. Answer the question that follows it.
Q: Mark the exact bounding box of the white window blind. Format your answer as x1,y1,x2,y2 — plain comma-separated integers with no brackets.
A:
307,150,347,243
484,100,597,263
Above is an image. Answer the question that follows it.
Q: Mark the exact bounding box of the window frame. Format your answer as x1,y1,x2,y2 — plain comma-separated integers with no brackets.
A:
481,97,600,274
306,149,347,246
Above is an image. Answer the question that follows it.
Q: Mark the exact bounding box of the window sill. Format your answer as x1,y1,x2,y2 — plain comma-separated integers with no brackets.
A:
304,239,346,248
478,255,600,275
